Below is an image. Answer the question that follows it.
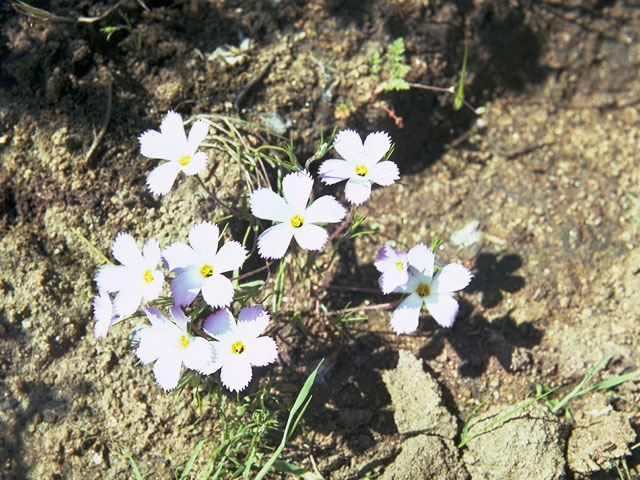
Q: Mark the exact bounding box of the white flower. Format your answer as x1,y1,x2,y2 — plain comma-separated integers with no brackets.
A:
92,290,120,338
374,244,410,294
390,243,472,335
135,306,217,391
249,170,346,259
203,306,278,392
138,110,210,196
162,221,247,308
318,129,399,205
94,233,164,317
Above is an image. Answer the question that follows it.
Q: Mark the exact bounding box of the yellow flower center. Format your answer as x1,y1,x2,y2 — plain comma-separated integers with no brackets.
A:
179,335,190,348
200,264,214,278
416,283,431,297
143,270,154,283
290,214,304,228
395,261,404,271
355,165,368,176
231,341,246,355
179,155,191,166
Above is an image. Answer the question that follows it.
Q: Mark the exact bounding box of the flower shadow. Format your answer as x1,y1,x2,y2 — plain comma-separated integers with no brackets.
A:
466,252,525,308
419,300,543,378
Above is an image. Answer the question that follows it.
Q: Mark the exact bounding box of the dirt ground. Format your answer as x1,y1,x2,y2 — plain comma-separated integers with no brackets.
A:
1,0,640,479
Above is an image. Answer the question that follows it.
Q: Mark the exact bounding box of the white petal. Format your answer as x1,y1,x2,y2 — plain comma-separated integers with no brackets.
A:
171,269,202,306
142,306,165,327
94,315,114,339
304,195,346,224
146,161,181,196
162,242,198,271
186,119,210,154
379,269,409,295
318,159,352,185
425,294,459,328
112,233,143,267
368,161,399,186
375,244,400,268
201,274,234,308
220,358,253,392
213,241,247,273
293,224,328,251
169,306,189,331
113,288,142,317
138,130,174,161
389,294,423,335
238,306,269,335
153,352,183,391
93,292,115,338
189,221,219,261
432,263,472,294
408,243,435,277
94,264,129,293
181,151,207,176
246,337,278,367
183,337,216,373
93,291,112,320
159,110,188,158
257,223,294,259
140,269,164,302
333,129,364,160
344,178,372,205
250,188,292,222
142,238,162,266
282,170,313,210
203,309,236,338
363,131,392,162
136,324,170,363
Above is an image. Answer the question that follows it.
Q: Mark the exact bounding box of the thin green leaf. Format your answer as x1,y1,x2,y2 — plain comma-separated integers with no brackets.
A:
255,360,324,480
454,40,469,110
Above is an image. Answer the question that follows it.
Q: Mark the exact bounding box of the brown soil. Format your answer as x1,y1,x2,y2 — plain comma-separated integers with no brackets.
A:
1,0,639,479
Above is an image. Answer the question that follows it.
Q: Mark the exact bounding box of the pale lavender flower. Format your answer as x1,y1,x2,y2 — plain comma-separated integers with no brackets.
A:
249,170,346,259
389,243,472,334
139,110,210,196
374,244,410,294
319,129,399,205
162,221,247,308
94,233,164,317
203,306,278,392
135,306,216,391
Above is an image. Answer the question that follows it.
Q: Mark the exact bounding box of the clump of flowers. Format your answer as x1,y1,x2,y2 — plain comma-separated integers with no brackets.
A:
91,115,472,396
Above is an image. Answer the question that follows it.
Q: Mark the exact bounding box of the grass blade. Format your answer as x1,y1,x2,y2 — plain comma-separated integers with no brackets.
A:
255,359,324,480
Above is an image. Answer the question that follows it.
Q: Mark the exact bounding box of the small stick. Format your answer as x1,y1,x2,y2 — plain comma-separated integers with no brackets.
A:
233,263,270,281
233,57,275,111
13,0,128,24
85,79,113,164
195,175,244,217
324,284,381,295
408,82,482,115
322,300,400,317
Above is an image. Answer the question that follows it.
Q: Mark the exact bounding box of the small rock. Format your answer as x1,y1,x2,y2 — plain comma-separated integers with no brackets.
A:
462,403,567,480
567,395,636,474
380,435,469,480
381,350,457,438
